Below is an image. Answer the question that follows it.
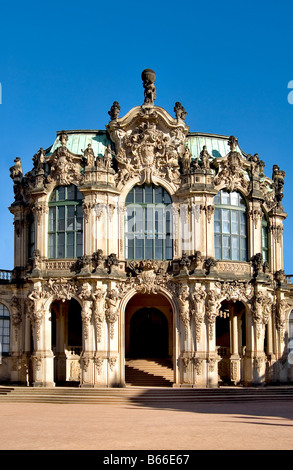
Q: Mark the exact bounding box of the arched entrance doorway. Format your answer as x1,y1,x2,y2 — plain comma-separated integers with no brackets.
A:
130,307,168,358
51,298,82,385
125,292,174,386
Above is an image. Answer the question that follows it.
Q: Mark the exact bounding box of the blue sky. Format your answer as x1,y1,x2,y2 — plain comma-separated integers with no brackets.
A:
1,0,293,271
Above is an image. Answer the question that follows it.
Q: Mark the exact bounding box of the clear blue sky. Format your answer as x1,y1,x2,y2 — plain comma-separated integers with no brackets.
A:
1,0,293,271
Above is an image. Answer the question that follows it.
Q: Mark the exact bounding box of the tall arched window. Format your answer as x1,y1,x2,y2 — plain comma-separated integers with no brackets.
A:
48,185,84,259
261,215,269,263
214,190,247,261
125,184,173,260
0,303,10,355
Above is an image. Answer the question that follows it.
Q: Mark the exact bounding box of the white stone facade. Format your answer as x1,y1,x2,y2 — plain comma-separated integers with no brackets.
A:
1,69,293,388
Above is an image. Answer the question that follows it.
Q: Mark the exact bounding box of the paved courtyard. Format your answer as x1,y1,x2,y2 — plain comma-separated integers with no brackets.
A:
1,399,293,450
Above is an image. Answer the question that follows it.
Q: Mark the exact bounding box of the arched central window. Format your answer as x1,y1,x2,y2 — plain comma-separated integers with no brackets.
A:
125,184,173,260
214,190,247,261
48,185,83,259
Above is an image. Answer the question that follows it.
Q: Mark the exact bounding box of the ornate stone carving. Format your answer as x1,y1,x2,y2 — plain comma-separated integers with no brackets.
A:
122,120,181,185
105,289,120,339
193,357,203,375
206,290,222,340
250,253,263,278
182,146,192,173
46,278,78,302
81,143,95,167
78,283,93,340
46,133,83,186
218,281,254,303
94,355,104,375
92,287,106,342
191,287,206,342
199,146,211,170
178,284,191,335
213,138,250,192
174,102,187,121
128,260,170,294
141,69,156,105
9,157,23,182
204,257,217,275
107,75,189,189
108,101,121,121
276,299,290,338
272,165,285,209
108,356,117,371
268,223,283,244
251,291,273,339
32,203,48,225
10,296,22,341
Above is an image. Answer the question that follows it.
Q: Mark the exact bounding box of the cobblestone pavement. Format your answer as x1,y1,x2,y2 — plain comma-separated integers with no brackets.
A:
0,400,293,450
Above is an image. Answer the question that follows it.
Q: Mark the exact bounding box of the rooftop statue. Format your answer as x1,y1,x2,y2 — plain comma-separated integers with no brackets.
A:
141,68,156,105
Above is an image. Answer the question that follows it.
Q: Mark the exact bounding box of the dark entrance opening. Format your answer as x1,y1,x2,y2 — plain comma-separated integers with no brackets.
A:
129,307,168,358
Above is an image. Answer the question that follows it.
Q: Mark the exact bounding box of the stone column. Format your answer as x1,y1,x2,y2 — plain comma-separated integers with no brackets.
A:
92,284,107,387
229,310,241,385
105,286,120,386
9,297,23,383
30,307,54,387
206,288,222,387
79,283,95,387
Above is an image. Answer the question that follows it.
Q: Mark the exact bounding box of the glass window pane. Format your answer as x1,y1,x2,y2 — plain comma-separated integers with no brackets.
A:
48,234,56,258
144,185,153,203
126,237,134,259
145,238,153,259
76,232,83,258
165,210,172,234
222,210,230,233
163,189,171,204
67,232,74,258
57,233,65,258
67,185,76,200
145,207,153,235
155,209,163,233
231,211,239,234
155,238,163,260
76,205,83,230
126,189,134,204
135,237,143,259
134,207,144,233
222,236,231,259
230,192,239,206
58,186,65,201
214,193,221,204
232,236,239,260
221,191,230,205
135,187,143,204
67,206,75,231
49,207,56,232
58,206,65,231
155,186,163,203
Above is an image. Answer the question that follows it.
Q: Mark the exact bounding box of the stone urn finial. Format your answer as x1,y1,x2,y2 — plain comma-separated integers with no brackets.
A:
141,68,156,105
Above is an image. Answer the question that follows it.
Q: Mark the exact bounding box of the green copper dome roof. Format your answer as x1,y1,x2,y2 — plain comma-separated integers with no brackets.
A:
47,129,245,160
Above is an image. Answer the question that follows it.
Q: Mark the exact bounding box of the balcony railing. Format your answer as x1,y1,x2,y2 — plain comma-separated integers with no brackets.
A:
0,270,12,282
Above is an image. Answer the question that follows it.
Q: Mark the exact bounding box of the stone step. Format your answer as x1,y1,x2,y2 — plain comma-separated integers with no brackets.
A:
125,358,173,387
1,386,293,404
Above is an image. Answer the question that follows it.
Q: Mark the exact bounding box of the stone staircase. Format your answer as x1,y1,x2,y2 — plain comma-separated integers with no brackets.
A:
125,358,174,387
1,385,293,404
